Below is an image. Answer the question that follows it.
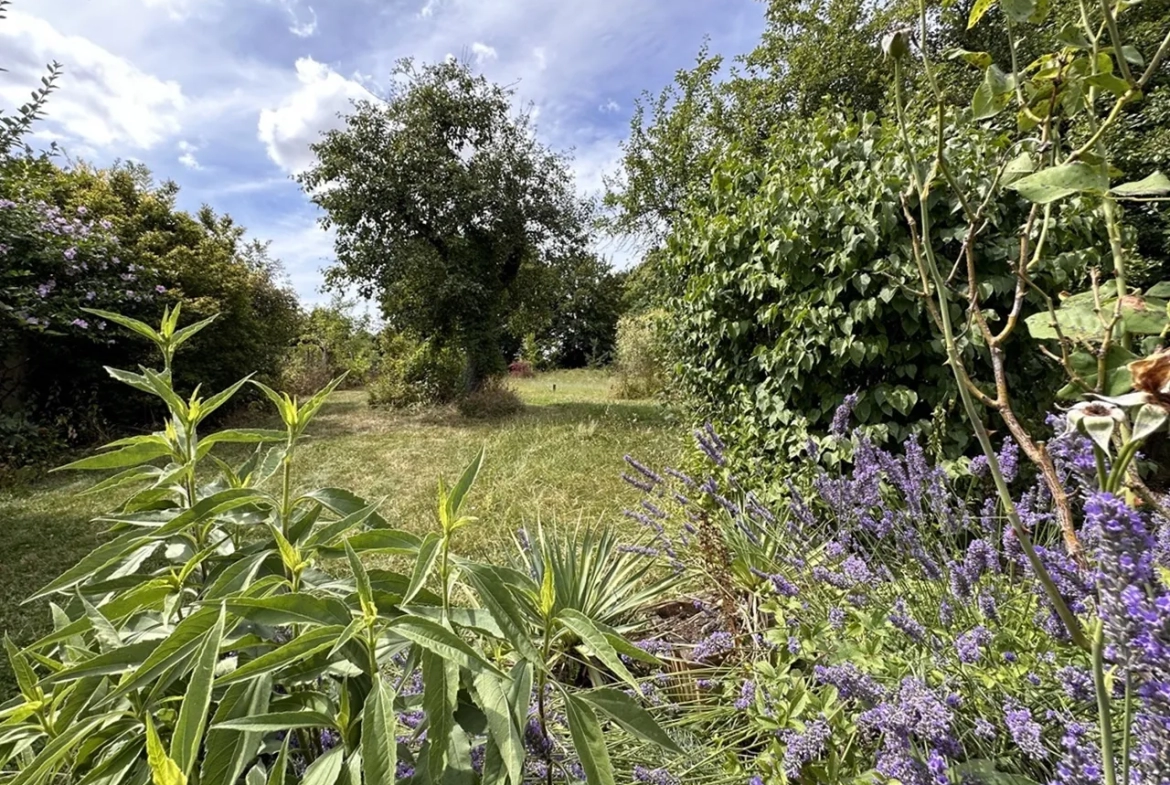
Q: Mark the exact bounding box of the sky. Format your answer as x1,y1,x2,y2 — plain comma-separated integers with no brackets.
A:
0,0,766,305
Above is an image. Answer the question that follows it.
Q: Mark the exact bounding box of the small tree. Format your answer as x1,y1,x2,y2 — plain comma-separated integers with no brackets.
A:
299,58,588,392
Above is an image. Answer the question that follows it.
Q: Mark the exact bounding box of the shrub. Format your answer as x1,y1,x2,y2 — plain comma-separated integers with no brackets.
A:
369,333,464,408
2,307,678,784
278,340,334,397
613,308,669,400
456,377,524,419
663,111,1104,474
508,359,535,378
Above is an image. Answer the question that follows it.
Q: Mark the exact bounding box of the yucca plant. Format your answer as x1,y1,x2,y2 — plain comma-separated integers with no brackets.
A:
0,306,679,785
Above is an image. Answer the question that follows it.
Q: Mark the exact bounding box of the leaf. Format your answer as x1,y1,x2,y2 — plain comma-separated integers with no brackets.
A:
557,609,640,692
7,713,112,785
1147,282,1170,298
954,760,1041,785
266,737,290,785
54,439,174,472
1086,71,1133,97
968,0,998,27
216,625,345,686
213,712,339,732
42,639,160,683
403,533,442,606
109,607,222,697
1132,404,1168,442
423,649,459,778
472,672,524,785
1002,151,1035,185
362,678,398,785
303,503,381,548
946,48,992,68
1008,162,1110,204
297,488,390,528
319,529,420,557
387,616,503,676
972,66,1012,120
78,308,161,345
24,532,152,603
446,447,484,522
169,314,219,352
4,635,38,701
563,692,616,785
1111,171,1170,197
171,607,225,777
205,551,272,600
579,688,682,752
301,745,345,785
146,716,188,785
461,564,543,665
1000,0,1035,21
344,539,376,620
200,676,273,785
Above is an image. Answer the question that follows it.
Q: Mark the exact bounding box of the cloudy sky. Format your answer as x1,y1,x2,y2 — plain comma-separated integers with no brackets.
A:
0,0,765,304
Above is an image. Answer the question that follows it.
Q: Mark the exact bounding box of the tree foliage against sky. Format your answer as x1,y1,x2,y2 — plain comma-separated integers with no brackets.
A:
299,58,590,390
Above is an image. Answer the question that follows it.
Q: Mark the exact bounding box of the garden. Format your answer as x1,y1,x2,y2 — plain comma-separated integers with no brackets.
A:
2,0,1170,783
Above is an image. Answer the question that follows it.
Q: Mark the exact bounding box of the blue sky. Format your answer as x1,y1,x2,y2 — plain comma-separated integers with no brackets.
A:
0,0,765,304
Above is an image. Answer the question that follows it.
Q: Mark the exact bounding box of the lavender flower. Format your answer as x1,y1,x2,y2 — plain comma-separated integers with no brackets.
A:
830,392,859,436
974,718,996,740
889,598,927,644
692,632,735,662
813,663,886,705
1050,720,1102,785
956,626,992,664
978,591,1000,623
1057,666,1094,702
1004,700,1047,760
633,766,679,785
781,717,831,778
735,680,755,710
829,607,846,630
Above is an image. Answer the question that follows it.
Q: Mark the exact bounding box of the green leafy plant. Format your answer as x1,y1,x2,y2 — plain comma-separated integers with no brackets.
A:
0,308,677,784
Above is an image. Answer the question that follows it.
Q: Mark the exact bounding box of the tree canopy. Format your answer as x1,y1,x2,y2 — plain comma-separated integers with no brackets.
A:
299,58,589,389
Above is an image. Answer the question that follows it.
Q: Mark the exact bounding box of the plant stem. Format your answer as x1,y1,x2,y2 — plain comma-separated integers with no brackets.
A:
1093,621,1118,785
894,53,1089,650
1121,671,1133,785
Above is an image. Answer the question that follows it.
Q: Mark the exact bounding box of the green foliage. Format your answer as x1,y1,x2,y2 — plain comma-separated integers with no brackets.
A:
368,333,465,409
0,309,677,784
0,1,60,158
282,301,378,396
539,254,626,369
0,158,300,450
299,57,588,391
664,111,1102,469
612,309,670,401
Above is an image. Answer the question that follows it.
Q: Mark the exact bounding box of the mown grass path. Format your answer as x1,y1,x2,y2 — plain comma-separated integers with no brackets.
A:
0,370,678,696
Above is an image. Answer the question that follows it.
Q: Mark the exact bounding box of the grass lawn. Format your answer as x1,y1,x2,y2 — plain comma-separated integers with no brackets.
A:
0,369,681,697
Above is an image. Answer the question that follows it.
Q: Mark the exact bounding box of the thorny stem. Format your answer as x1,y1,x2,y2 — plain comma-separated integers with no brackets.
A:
894,52,1089,649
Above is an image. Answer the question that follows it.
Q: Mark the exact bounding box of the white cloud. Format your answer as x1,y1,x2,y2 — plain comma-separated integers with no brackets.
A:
0,10,186,152
257,57,375,175
599,99,620,113
138,0,204,20
418,0,442,17
288,6,317,37
532,47,547,72
471,42,498,63
177,139,202,169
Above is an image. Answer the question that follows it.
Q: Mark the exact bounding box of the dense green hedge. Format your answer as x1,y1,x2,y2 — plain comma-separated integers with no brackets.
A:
0,158,301,455
663,111,1106,473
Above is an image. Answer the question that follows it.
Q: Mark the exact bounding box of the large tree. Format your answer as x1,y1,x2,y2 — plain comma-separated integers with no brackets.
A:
299,58,588,390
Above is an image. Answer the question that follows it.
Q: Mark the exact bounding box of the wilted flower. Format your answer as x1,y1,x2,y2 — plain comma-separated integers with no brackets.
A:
1065,400,1126,454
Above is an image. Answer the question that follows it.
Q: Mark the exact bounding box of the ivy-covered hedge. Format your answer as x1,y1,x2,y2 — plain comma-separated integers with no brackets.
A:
663,111,1106,473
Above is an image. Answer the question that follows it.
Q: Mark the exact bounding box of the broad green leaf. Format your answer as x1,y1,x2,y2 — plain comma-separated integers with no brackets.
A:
557,609,640,692
319,529,420,557
1002,151,1035,185
472,672,524,785
344,539,376,620
563,692,616,785
146,716,188,785
423,649,459,778
327,617,367,659
4,635,38,700
245,764,267,785
602,632,664,667
266,736,290,785
301,743,345,785
42,639,160,684
75,738,143,785
297,488,390,528
446,447,484,522
509,661,534,730
1132,404,1169,442
303,503,381,548
968,0,997,27
205,551,273,599
579,688,682,752
194,377,253,426
79,465,159,496
1001,0,1035,22
215,625,345,686
294,374,349,434
362,678,397,785
152,489,268,538
54,439,174,472
196,429,288,458
200,676,273,785
387,617,503,676
402,606,505,639
214,711,338,732
103,366,159,397
461,564,543,665
7,713,112,785
1111,171,1170,197
169,314,219,352
1008,162,1109,203
403,533,441,606
1147,281,1170,298
219,595,352,627
79,308,161,344
109,608,222,697
171,607,226,777
946,48,992,68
